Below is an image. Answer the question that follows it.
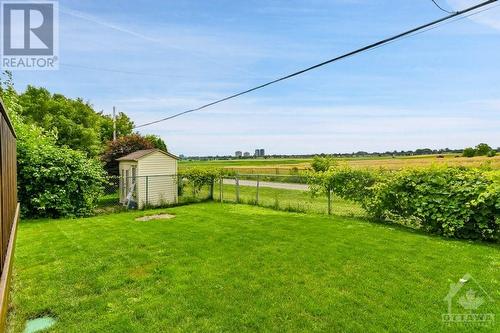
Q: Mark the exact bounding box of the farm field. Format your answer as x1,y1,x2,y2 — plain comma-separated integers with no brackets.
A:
9,203,499,332
180,154,500,174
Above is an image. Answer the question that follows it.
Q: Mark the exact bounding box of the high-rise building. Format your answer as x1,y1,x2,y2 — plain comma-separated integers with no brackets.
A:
254,149,266,157
235,151,242,158
243,152,250,157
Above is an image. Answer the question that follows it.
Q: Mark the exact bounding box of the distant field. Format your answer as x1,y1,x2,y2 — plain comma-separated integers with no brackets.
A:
180,154,500,174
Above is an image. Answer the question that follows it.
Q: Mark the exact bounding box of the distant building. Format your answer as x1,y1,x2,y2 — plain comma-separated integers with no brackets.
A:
255,149,265,157
243,152,250,157
235,151,242,158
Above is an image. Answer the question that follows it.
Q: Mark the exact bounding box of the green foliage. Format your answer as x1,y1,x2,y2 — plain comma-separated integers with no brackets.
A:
462,143,495,157
180,167,231,197
363,167,499,241
101,134,155,176
462,147,475,157
17,86,104,157
310,156,333,172
475,143,493,156
144,134,168,151
305,166,377,202
2,87,106,218
100,111,134,142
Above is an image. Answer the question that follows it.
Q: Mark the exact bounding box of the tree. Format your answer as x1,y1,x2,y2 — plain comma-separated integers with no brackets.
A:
310,156,333,172
99,111,134,142
1,80,106,218
17,86,103,156
144,134,168,151
462,147,475,158
475,143,492,156
101,134,154,176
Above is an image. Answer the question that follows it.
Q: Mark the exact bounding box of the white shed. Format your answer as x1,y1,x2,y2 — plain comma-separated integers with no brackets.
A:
117,149,179,208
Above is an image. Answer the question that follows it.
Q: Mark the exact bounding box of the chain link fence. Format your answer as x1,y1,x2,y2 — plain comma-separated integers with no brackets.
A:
215,174,366,218
96,174,212,214
96,174,366,218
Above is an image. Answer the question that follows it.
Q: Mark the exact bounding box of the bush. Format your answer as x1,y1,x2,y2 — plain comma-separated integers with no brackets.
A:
18,144,106,218
462,147,475,157
363,167,499,241
305,166,377,202
487,150,497,157
4,86,106,218
310,156,333,172
180,167,232,197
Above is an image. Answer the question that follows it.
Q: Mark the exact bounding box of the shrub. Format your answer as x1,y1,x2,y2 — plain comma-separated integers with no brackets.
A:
18,144,106,218
487,150,497,157
305,166,377,202
310,156,333,172
363,167,499,241
3,86,106,218
180,167,232,197
462,147,475,157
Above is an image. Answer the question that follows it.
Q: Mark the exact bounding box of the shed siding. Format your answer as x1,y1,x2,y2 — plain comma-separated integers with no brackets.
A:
136,152,177,208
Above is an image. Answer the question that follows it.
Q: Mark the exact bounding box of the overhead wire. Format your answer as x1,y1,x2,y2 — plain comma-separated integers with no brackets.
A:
134,0,498,129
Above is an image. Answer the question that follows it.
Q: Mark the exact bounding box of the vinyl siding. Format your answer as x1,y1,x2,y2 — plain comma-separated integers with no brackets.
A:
136,152,178,208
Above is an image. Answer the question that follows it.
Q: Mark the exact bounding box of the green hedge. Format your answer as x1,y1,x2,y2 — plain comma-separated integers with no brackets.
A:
6,90,106,218
363,167,499,241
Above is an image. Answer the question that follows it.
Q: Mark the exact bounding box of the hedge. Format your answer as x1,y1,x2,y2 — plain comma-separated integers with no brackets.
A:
363,167,499,241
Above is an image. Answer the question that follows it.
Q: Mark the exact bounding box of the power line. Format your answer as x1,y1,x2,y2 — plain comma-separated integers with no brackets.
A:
134,0,498,129
431,0,456,14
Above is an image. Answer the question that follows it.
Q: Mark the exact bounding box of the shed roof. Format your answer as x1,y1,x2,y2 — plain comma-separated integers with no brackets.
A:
116,149,179,161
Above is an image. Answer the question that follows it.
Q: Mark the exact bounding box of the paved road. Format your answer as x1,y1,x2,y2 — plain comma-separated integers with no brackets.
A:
223,178,309,191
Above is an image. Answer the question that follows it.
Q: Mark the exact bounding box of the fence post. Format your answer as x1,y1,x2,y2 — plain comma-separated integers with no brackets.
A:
145,176,149,207
210,178,214,200
327,188,332,215
219,177,223,202
236,176,240,203
256,175,260,205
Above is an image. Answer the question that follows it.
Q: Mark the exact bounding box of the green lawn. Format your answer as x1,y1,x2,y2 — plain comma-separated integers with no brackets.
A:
215,184,366,218
9,203,499,332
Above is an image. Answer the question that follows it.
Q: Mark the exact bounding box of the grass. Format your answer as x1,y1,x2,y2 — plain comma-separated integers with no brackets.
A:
215,183,366,217
8,203,499,332
178,182,365,217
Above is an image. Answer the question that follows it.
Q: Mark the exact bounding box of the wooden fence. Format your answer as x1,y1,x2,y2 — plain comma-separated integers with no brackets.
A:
0,98,19,330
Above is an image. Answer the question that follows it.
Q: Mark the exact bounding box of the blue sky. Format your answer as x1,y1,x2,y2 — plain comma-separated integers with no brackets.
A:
12,0,500,156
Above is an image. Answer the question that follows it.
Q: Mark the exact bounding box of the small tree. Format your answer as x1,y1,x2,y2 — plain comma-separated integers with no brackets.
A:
310,156,333,172
462,147,475,158
101,134,154,176
305,165,376,215
475,143,493,156
145,134,168,151
99,111,134,142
